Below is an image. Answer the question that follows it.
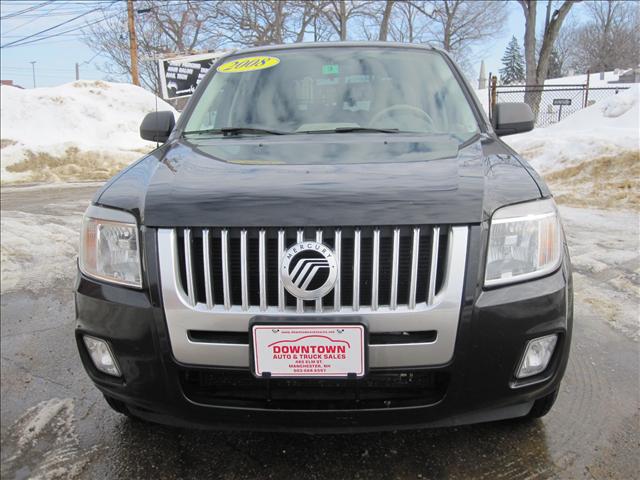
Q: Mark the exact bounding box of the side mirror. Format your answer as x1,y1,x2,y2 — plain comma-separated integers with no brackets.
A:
493,103,534,136
140,111,175,143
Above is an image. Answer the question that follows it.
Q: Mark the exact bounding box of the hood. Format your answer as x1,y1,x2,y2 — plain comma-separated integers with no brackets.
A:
97,134,542,227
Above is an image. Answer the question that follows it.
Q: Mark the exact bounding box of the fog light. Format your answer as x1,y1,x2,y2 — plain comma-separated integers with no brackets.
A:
516,334,558,379
83,335,121,377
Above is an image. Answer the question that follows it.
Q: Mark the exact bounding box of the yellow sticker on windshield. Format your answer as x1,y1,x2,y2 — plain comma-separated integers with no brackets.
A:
217,56,280,73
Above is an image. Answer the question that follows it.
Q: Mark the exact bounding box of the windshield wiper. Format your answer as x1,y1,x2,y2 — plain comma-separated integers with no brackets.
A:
301,127,401,134
183,127,290,137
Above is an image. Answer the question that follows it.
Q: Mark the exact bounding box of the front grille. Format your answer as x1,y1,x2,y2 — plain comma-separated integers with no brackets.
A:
173,226,449,312
180,369,449,409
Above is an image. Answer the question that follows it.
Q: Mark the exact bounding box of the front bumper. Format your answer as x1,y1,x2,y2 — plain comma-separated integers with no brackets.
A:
74,227,573,433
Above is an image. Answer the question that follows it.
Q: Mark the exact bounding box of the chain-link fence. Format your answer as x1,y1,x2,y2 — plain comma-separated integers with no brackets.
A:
489,82,630,128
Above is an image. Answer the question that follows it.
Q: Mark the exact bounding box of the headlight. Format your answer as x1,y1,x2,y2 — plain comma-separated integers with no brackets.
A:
485,199,562,287
79,205,142,288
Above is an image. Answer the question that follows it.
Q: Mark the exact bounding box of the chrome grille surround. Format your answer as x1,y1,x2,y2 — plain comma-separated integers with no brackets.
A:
158,226,468,368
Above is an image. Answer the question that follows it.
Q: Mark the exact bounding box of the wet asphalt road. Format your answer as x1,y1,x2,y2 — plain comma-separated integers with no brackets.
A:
1,184,638,479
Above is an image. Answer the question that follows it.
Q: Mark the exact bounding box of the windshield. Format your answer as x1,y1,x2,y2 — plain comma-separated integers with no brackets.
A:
184,47,480,141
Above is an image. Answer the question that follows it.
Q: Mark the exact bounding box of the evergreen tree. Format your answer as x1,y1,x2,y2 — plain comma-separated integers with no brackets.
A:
500,36,525,84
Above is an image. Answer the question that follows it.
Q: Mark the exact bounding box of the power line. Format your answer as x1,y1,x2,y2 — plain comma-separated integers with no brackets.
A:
0,1,115,4
2,10,100,18
0,0,54,20
3,65,78,71
2,14,112,48
2,8,98,19
1,0,67,34
1,1,116,49
5,37,89,46
1,6,100,48
3,33,84,38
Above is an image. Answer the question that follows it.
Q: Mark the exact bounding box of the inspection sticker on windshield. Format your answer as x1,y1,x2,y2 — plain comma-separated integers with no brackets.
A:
252,325,366,378
322,64,339,75
217,56,280,73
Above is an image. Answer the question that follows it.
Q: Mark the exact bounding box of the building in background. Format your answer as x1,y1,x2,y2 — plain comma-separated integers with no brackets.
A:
1,80,24,89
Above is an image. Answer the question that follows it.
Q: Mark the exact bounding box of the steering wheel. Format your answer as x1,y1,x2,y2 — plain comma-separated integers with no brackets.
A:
369,104,435,131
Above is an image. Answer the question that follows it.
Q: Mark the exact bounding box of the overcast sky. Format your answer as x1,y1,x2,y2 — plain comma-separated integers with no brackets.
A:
1,1,592,89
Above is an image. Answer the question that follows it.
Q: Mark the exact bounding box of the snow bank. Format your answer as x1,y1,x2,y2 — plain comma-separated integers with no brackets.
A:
506,84,639,173
471,72,639,210
504,85,639,210
0,210,80,292
0,80,177,184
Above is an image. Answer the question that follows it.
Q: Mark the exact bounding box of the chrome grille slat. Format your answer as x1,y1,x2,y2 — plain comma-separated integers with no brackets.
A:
371,229,380,311
258,230,267,311
221,229,231,310
352,229,361,311
315,229,323,312
334,229,342,311
428,226,440,305
389,228,400,310
172,226,450,313
202,229,214,309
183,228,196,306
240,230,249,311
408,227,420,309
277,230,285,311
296,229,304,313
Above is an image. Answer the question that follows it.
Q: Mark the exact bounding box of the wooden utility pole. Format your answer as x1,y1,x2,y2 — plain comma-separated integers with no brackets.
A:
127,0,140,86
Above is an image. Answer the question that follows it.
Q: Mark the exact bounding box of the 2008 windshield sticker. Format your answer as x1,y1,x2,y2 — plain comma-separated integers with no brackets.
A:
217,56,280,73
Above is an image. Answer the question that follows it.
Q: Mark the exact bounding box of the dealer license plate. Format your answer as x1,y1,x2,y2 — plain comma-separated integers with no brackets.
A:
251,324,366,378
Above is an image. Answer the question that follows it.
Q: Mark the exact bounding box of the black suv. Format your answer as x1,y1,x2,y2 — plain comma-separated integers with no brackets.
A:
75,43,572,432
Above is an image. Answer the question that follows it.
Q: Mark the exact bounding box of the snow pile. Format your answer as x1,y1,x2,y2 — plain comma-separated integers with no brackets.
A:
506,85,639,209
0,210,81,292
601,91,636,118
560,206,639,341
506,84,638,172
0,80,177,184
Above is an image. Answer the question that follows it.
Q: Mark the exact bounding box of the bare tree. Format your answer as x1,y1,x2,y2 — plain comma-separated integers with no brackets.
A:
354,0,396,41
518,0,578,116
290,0,326,42
83,0,514,92
388,1,430,43
216,1,285,45
569,0,640,73
378,0,396,41
411,1,508,73
319,0,375,40
550,19,578,76
217,0,337,46
83,1,222,91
